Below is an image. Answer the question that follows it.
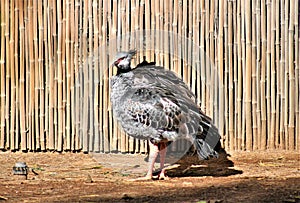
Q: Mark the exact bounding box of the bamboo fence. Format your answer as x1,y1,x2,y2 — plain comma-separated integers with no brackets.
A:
0,0,299,153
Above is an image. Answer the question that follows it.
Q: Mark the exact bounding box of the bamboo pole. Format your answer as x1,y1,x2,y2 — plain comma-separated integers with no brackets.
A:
218,0,225,145
228,0,234,151
88,0,94,152
44,0,49,151
74,0,81,151
69,0,75,151
61,0,67,151
111,0,118,152
236,0,242,150
283,0,289,149
275,0,280,149
19,0,27,151
14,0,20,150
279,0,285,149
295,0,299,150
82,0,89,152
53,0,58,150
288,0,295,150
209,0,215,128
57,0,63,152
37,0,45,151
66,0,72,150
223,0,229,150
27,0,35,150
32,0,39,150
266,0,275,149
245,0,252,150
255,0,262,149
102,0,110,152
4,0,10,149
0,0,6,149
260,0,267,150
10,0,16,150
93,0,100,152
48,0,55,150
251,0,258,150
98,0,103,152
232,0,238,149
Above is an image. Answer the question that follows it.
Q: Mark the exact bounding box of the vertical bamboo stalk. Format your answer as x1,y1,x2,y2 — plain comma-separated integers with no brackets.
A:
236,0,242,150
62,0,67,151
275,0,280,149
27,0,36,150
74,0,81,150
267,2,276,149
260,0,267,150
44,0,49,151
0,0,6,149
4,0,10,149
89,0,94,152
256,0,262,149
66,0,72,150
228,0,234,151
223,0,229,150
64,0,73,150
57,0,63,151
209,0,215,126
93,0,100,152
37,0,45,151
245,0,252,150
10,0,16,150
32,0,40,151
14,0,20,150
295,0,299,150
48,0,55,150
233,0,238,149
19,0,27,151
69,0,75,150
288,0,295,150
82,0,89,152
102,0,110,152
279,0,285,149
53,0,58,150
199,0,204,109
284,0,289,149
251,0,258,150
111,0,118,152
98,0,103,152
218,0,225,144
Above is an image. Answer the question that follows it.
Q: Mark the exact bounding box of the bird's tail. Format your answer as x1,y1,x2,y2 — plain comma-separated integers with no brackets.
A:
194,110,221,160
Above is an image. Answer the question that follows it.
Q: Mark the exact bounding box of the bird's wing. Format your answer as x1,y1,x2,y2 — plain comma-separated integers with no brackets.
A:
116,66,203,143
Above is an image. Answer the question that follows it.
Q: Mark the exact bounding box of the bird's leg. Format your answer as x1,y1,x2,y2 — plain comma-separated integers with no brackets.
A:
158,142,169,180
145,142,159,179
131,141,159,181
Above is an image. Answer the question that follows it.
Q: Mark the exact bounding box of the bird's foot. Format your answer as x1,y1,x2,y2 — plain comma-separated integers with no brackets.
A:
158,172,169,180
127,174,153,182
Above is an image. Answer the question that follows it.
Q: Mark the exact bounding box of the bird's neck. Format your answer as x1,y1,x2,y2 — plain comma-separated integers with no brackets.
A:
116,67,132,75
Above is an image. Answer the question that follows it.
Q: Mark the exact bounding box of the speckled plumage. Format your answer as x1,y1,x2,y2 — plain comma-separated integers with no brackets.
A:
110,56,220,160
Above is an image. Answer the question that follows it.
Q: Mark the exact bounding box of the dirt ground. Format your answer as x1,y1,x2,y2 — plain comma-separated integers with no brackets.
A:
0,149,299,203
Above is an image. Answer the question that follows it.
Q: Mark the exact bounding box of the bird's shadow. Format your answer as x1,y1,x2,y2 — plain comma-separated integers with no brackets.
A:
151,149,243,178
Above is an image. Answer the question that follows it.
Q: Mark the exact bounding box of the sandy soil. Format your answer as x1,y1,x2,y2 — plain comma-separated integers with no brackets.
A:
0,150,299,203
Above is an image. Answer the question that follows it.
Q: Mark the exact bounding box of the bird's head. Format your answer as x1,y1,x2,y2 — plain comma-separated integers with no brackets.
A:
113,50,137,74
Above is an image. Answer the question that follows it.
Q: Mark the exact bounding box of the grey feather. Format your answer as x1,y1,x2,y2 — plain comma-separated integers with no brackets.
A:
110,53,220,159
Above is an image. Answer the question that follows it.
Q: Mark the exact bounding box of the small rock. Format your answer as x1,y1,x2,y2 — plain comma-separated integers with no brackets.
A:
85,174,94,183
122,193,134,200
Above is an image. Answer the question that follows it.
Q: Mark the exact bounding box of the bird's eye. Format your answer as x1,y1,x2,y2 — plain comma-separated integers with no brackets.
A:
116,57,126,65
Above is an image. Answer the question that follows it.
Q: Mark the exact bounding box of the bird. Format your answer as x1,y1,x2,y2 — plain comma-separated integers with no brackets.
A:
110,50,221,180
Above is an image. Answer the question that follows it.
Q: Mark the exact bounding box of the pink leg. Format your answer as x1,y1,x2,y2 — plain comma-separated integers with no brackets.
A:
158,142,169,180
131,141,159,181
